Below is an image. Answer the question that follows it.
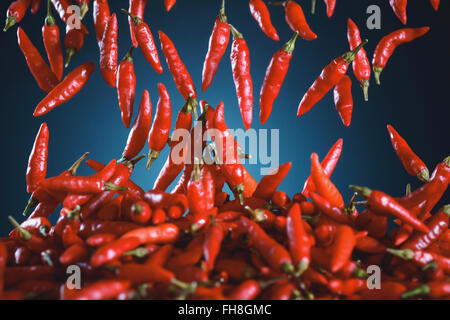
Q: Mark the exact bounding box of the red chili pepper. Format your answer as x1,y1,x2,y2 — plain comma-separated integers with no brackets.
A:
97,195,123,220
297,40,367,117
159,30,197,100
328,225,356,273
51,0,89,34
93,0,110,43
116,263,178,285
240,216,294,273
311,153,344,209
389,0,407,25
355,235,386,253
372,27,429,85
17,27,58,93
129,201,152,225
61,224,83,247
269,1,316,40
229,24,253,130
33,62,95,116
120,223,179,245
39,174,126,194
64,22,85,68
71,280,131,300
86,233,116,247
351,186,429,233
324,0,336,18
128,0,147,48
242,166,258,198
254,162,292,201
99,13,118,88
249,0,279,41
164,0,176,11
201,0,230,92
31,0,42,14
146,83,172,169
8,216,52,254
309,192,353,225
387,248,450,273
26,123,49,194
60,243,89,265
187,162,216,226
402,281,450,299
387,124,429,182
347,18,370,101
333,75,353,127
227,279,261,300
42,0,63,81
90,237,140,267
117,46,136,128
302,138,343,197
4,0,31,31
429,0,440,11
259,32,298,124
203,220,224,272
287,203,311,275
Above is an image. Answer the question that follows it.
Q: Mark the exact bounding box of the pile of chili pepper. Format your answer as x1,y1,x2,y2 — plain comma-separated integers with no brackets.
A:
1,0,448,301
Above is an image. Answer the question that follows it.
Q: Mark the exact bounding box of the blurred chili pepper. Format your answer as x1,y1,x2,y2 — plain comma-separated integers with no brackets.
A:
164,0,176,12
429,0,440,11
71,280,131,300
311,153,344,209
26,123,49,194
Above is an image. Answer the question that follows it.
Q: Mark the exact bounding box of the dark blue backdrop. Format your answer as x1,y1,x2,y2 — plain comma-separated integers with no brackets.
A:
0,0,448,235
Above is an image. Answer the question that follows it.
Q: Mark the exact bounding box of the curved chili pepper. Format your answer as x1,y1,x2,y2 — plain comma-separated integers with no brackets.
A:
26,123,49,194
311,153,344,209
309,192,353,225
350,186,429,233
302,138,343,197
4,0,31,31
39,174,126,194
249,0,279,41
297,40,367,117
242,166,258,198
387,124,429,182
42,0,63,81
229,24,253,130
270,1,316,40
389,0,407,25
51,0,88,34
227,279,261,300
90,237,140,267
31,0,42,13
159,30,197,100
120,90,152,162
33,62,95,116
120,223,180,244
333,75,353,127
164,0,176,11
429,0,440,11
347,18,370,101
122,10,163,74
128,0,147,48
71,280,131,300
402,282,450,299
117,46,136,128
97,194,122,220
93,0,110,43
99,13,118,88
254,162,292,201
61,224,83,247
240,216,294,273
287,203,310,275
146,83,172,169
201,0,230,92
203,221,224,272
388,248,450,273
60,243,88,265
17,27,58,93
260,32,298,124
372,27,429,85
8,216,52,254
328,225,356,273
64,21,85,68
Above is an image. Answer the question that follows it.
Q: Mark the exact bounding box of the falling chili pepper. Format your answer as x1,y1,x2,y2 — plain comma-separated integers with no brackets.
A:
159,30,197,100
117,46,136,128
99,13,118,88
311,153,344,209
429,0,440,11
324,0,336,18
146,83,172,169
389,0,407,25
93,0,111,43
297,39,367,117
201,0,230,92
4,0,31,32
120,90,152,162
17,27,58,93
259,32,298,124
128,0,147,48
164,0,177,12
269,0,317,40
51,0,89,35
346,18,370,101
333,75,353,127
229,24,253,130
372,27,429,85
249,0,279,41
33,62,95,116
387,124,429,182
26,123,49,194
253,162,292,201
42,0,63,81
64,22,85,68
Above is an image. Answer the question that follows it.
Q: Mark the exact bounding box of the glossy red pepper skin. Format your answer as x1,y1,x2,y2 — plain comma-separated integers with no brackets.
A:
201,1,230,92
128,0,147,48
287,203,311,273
329,225,356,273
4,0,31,31
129,201,152,225
387,125,429,182
26,123,49,194
51,0,89,34
121,90,152,162
273,1,316,40
204,223,224,272
121,223,180,245
60,243,89,265
31,0,42,13
254,162,292,201
372,27,429,84
324,0,336,18
259,32,298,124
310,192,353,225
33,62,95,116
347,18,370,101
297,41,366,117
429,0,440,11
64,23,85,68
159,30,197,100
99,13,118,88
164,0,176,11
333,75,353,127
71,280,131,300
93,0,111,43
249,0,279,41
117,47,136,128
91,237,140,267
389,0,407,25
230,25,253,130
228,280,261,300
17,27,58,93
42,4,63,81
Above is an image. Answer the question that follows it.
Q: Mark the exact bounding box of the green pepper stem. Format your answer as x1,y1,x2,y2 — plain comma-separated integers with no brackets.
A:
283,32,299,54
23,196,39,216
417,168,430,183
68,152,90,176
65,48,76,68
146,150,160,170
373,66,383,85
8,216,31,240
122,46,134,63
45,0,56,26
121,9,142,26
311,0,316,14
401,284,430,299
3,16,17,32
342,39,368,64
349,185,372,198
219,0,227,22
386,248,414,260
104,182,128,191
229,24,243,40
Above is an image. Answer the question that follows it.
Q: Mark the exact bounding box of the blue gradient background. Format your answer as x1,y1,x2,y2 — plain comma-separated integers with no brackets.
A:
0,0,449,235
